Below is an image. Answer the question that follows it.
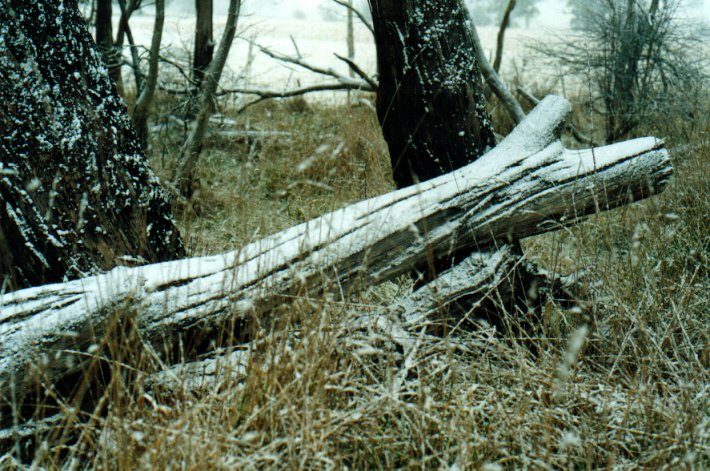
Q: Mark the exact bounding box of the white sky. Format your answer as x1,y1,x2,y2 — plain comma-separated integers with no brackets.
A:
164,0,710,27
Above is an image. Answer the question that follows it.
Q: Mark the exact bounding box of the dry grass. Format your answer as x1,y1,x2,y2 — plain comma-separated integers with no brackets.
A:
4,92,708,469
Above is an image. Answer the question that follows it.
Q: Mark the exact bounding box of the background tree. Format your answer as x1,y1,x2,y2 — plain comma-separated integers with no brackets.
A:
95,0,123,88
173,0,242,196
193,0,214,86
553,0,707,142
132,0,165,149
0,0,184,291
368,0,496,189
466,0,540,27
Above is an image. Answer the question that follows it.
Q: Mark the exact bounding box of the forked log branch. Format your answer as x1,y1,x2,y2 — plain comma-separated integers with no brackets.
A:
0,96,673,403
145,246,518,392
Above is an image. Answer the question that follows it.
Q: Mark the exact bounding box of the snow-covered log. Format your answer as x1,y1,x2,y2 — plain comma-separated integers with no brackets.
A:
146,246,519,393
0,96,673,403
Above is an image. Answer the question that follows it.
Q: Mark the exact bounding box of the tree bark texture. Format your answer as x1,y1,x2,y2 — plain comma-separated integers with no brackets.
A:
368,0,496,188
0,96,674,404
0,0,184,291
144,246,520,394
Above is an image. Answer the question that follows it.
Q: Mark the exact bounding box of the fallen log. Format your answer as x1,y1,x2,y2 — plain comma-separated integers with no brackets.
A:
1,244,516,447
145,246,519,393
0,96,673,404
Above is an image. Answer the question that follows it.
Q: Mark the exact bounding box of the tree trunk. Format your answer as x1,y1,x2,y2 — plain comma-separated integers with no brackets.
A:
174,0,242,197
493,0,517,73
95,0,122,89
0,96,674,404
368,0,496,188
193,0,214,86
347,0,355,78
132,0,165,150
0,0,184,291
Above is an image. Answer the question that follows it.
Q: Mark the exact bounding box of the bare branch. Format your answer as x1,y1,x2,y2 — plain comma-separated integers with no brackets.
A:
468,21,525,125
132,0,164,149
223,82,375,114
493,0,516,73
116,0,144,90
257,46,365,87
331,0,375,35
334,53,378,90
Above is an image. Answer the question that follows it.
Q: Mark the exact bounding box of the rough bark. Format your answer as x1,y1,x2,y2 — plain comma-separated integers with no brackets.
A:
368,0,496,188
145,246,520,393
0,0,184,291
0,96,674,405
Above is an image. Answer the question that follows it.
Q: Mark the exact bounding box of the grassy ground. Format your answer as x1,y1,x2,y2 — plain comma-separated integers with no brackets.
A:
12,91,709,468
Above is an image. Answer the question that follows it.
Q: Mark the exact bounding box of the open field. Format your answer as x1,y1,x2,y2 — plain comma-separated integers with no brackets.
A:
124,14,560,95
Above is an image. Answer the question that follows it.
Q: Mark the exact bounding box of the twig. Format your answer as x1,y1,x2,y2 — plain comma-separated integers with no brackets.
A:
331,0,375,35
157,54,199,86
258,46,365,87
334,53,378,90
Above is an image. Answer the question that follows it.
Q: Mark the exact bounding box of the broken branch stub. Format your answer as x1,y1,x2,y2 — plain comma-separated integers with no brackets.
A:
0,96,673,403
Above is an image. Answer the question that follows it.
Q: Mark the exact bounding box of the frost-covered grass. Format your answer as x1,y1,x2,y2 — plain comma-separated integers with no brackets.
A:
11,93,708,468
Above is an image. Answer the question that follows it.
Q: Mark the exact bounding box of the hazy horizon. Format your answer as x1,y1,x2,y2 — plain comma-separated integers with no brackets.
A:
160,0,710,28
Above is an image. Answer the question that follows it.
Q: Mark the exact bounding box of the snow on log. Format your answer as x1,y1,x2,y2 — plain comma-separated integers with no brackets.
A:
146,246,519,393
0,96,673,402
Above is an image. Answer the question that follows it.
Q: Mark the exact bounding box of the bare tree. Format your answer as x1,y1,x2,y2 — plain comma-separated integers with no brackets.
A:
368,0,496,188
0,0,184,291
193,0,214,86
548,0,708,142
116,0,145,92
493,0,516,73
132,0,165,149
173,0,242,197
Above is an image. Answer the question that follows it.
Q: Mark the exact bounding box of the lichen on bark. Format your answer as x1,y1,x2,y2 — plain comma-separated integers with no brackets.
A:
0,0,184,290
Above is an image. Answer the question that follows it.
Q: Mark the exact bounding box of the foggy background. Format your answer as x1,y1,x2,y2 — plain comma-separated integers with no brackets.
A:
162,0,710,26
122,0,709,98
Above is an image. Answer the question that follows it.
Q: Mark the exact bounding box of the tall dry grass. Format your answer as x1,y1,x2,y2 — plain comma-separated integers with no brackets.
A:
3,90,708,469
